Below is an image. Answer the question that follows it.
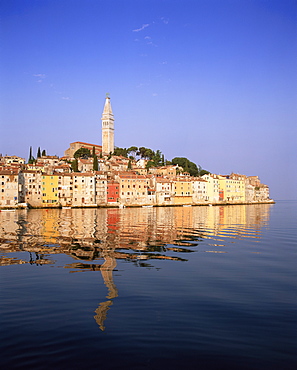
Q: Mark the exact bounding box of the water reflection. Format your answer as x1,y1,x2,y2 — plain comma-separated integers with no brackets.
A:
0,204,272,330
0,205,271,262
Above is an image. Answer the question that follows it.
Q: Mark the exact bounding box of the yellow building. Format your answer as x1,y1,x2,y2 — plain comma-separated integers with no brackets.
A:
42,174,59,206
218,174,246,202
173,177,193,204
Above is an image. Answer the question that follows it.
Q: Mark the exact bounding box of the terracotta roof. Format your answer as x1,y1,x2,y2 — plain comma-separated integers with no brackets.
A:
71,141,102,148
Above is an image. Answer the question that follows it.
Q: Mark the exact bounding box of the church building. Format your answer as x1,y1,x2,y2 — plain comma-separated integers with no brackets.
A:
64,95,115,158
101,94,115,155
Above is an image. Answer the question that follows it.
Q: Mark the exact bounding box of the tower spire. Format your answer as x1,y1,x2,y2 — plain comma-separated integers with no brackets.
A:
101,94,114,155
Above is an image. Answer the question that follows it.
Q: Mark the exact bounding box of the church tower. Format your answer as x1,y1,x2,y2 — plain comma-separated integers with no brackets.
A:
101,94,114,155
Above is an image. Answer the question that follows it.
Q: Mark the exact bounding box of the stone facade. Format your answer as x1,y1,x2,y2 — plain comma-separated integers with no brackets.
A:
101,95,114,155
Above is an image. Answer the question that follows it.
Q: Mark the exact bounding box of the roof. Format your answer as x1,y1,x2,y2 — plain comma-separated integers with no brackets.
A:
0,169,19,175
70,141,102,148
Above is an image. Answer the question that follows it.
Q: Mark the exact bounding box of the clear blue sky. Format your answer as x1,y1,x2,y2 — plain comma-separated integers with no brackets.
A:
1,0,296,200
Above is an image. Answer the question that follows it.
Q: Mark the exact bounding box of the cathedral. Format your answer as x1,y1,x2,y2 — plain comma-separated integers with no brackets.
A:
64,95,115,158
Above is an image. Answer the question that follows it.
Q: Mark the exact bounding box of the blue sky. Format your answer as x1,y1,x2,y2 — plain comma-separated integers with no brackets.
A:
0,0,296,200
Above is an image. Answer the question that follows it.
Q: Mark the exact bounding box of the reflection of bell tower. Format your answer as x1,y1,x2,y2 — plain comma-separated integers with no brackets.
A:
101,94,114,155
94,255,118,331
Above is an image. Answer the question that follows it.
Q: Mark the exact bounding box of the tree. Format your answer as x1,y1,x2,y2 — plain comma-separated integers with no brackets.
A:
28,146,35,164
136,146,152,160
152,150,162,167
171,157,199,177
144,148,154,160
113,147,128,157
73,148,91,159
37,147,41,158
28,146,32,163
93,155,98,171
127,146,138,159
127,160,132,170
200,169,210,176
71,158,78,172
146,160,154,169
42,149,46,156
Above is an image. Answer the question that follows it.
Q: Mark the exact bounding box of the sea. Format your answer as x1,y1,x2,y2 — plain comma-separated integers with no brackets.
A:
0,201,296,370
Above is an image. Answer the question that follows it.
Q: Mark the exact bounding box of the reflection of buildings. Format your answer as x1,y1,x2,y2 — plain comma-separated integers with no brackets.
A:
0,205,272,262
0,204,272,329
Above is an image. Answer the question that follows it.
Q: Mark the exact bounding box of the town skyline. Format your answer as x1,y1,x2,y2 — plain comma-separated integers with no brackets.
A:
1,1,296,200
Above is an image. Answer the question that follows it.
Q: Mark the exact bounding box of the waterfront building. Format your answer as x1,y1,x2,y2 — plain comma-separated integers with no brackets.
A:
107,180,120,203
173,177,193,205
57,173,74,207
101,95,114,155
42,174,59,206
191,177,208,203
115,172,150,205
71,172,96,207
94,172,108,205
0,169,19,207
153,177,174,205
202,173,220,202
20,170,43,207
218,173,246,202
245,176,270,202
254,183,270,201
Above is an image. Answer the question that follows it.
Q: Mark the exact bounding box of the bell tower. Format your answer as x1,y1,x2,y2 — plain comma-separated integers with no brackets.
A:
101,93,114,155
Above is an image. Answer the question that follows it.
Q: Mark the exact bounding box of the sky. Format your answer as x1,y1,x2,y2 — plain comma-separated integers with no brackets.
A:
0,0,296,200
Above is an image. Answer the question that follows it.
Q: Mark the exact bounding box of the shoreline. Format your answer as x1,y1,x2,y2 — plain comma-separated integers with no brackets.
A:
0,199,275,211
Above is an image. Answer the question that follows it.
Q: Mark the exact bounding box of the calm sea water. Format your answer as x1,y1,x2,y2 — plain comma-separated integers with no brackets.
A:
0,201,296,369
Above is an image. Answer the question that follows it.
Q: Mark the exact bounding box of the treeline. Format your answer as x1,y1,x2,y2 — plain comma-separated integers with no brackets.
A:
28,146,47,164
71,147,98,172
113,146,209,177
28,144,209,177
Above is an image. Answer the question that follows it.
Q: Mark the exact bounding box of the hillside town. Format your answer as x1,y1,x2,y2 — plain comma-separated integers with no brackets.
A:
0,96,272,209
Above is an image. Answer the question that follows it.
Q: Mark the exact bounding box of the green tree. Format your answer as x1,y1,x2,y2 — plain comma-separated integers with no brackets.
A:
171,157,199,177
28,146,32,163
37,147,41,158
93,155,98,171
41,149,46,156
74,148,91,158
144,148,154,160
200,169,210,176
137,147,147,159
113,147,128,157
136,146,155,159
71,158,78,172
127,160,132,170
127,146,138,159
152,150,162,167
146,160,154,169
